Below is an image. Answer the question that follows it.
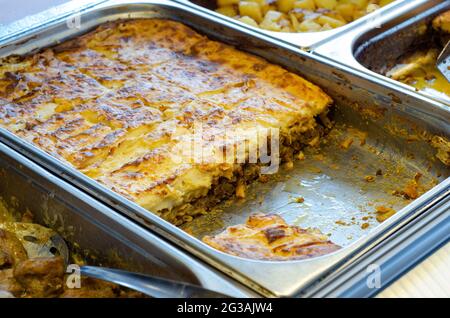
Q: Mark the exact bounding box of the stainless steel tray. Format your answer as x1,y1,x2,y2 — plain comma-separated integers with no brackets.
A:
176,0,409,49
0,141,252,297
0,0,448,297
314,0,450,106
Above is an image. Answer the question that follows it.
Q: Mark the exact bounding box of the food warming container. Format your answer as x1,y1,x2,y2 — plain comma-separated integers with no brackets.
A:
0,0,448,297
314,0,450,106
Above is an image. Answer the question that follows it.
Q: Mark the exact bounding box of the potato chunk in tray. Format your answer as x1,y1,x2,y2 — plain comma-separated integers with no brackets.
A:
215,0,395,32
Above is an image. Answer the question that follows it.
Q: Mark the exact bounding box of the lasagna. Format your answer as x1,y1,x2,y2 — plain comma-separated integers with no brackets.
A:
203,213,340,260
0,19,332,225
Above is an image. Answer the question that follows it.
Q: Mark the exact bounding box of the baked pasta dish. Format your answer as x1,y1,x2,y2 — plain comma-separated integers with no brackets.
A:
0,19,332,226
386,10,450,102
203,213,340,260
211,0,394,32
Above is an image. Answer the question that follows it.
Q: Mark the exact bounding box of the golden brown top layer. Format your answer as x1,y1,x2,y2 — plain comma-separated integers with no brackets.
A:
203,213,340,260
0,19,332,215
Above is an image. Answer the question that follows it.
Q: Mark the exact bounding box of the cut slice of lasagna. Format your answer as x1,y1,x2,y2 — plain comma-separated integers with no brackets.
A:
0,19,332,225
203,213,340,260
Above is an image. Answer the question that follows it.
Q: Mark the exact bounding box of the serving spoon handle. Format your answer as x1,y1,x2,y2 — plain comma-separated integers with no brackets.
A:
80,266,229,298
437,40,450,82
1,222,228,298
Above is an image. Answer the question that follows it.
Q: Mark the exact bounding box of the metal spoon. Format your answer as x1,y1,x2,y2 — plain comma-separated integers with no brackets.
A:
0,222,229,298
437,40,450,82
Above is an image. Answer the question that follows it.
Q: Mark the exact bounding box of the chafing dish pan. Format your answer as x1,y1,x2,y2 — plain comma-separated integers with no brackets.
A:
0,141,252,297
314,0,450,106
176,0,408,48
0,0,448,297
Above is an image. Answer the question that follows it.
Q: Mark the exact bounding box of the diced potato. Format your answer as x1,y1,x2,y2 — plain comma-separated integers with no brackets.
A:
237,15,259,27
280,17,291,26
336,3,356,22
321,23,333,31
247,0,271,15
246,0,266,5
264,10,284,21
244,0,272,14
212,0,379,32
352,9,366,20
217,0,240,6
349,0,369,10
216,6,238,17
366,3,380,13
277,0,295,13
316,15,346,28
263,4,278,15
289,13,300,30
324,11,347,22
259,20,282,31
379,0,394,7
298,19,322,31
259,10,283,31
293,0,316,10
290,9,305,20
246,0,269,8
239,1,263,22
314,0,337,10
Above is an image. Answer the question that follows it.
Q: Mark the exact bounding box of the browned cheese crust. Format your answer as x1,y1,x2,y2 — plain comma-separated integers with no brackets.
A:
203,213,340,260
0,19,332,225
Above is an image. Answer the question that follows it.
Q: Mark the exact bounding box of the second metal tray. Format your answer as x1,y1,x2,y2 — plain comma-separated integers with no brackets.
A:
314,0,450,106
176,0,409,49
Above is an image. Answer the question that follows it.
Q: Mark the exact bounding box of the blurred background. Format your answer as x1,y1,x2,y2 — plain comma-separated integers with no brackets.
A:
0,0,70,24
